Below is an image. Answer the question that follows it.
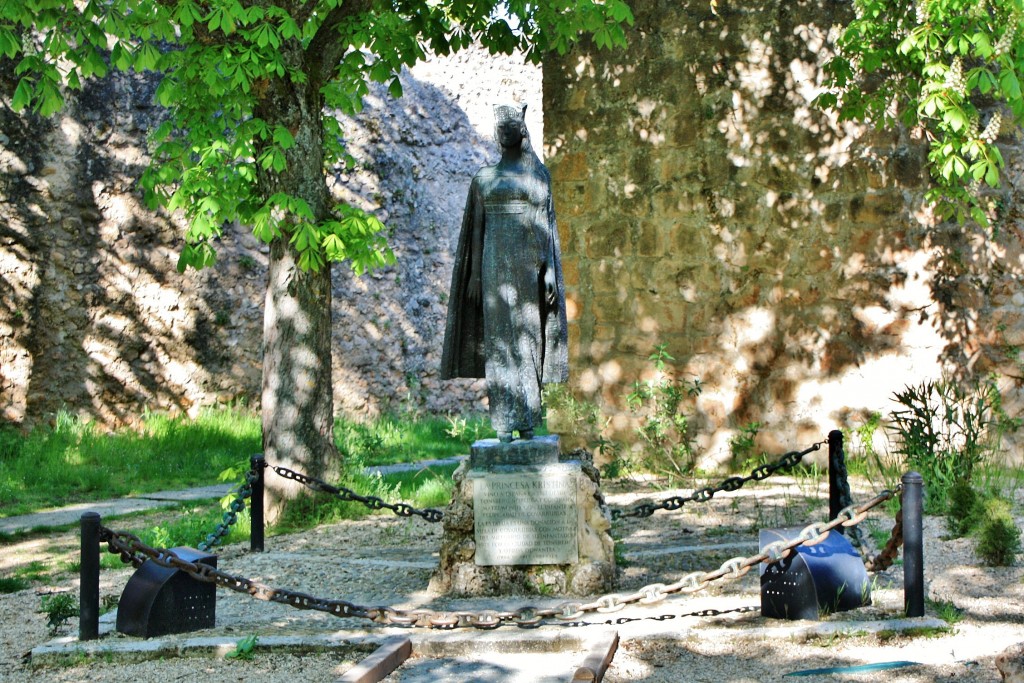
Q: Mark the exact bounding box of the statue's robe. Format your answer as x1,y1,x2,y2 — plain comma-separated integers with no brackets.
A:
440,160,568,433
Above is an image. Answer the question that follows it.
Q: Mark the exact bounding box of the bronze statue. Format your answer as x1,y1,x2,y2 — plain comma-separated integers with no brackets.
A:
441,103,568,442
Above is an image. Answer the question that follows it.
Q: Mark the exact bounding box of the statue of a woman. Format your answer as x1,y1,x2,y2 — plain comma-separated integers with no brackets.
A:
441,103,568,442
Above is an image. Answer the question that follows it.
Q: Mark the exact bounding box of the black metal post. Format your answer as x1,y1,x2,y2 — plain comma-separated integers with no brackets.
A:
79,511,100,641
250,453,265,553
828,429,845,532
902,471,925,617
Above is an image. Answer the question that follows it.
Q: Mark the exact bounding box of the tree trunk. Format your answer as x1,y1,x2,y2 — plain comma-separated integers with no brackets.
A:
256,69,339,524
261,239,337,522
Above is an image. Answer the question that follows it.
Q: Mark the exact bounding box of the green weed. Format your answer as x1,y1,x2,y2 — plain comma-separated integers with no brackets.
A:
877,625,951,642
928,598,964,624
39,593,78,635
225,634,259,660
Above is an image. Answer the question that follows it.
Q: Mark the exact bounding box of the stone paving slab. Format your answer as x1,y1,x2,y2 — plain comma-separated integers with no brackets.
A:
366,456,466,477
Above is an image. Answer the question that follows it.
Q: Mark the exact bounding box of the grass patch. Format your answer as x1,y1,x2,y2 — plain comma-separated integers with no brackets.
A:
0,407,261,517
335,414,488,466
928,598,965,624
877,625,951,642
0,576,29,593
274,464,457,533
381,465,457,507
0,407,484,519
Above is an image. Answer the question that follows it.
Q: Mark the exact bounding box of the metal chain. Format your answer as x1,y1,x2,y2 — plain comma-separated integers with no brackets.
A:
268,463,445,523
563,604,761,628
198,468,260,553
865,497,904,572
97,484,899,630
610,441,825,520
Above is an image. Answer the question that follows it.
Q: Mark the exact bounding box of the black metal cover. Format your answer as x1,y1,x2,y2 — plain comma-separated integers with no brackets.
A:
116,546,217,638
759,527,871,621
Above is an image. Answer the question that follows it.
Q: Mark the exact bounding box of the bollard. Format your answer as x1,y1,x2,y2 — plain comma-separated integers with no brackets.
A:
828,430,846,534
902,471,925,617
251,453,265,553
79,511,101,641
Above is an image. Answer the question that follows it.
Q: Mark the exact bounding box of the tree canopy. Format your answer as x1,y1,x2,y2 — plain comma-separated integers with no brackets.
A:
816,0,1024,225
2,0,633,272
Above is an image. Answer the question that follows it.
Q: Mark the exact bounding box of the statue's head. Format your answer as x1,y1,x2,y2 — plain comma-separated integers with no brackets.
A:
494,103,528,149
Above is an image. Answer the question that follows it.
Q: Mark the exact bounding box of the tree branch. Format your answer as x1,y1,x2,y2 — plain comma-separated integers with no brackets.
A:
306,0,376,86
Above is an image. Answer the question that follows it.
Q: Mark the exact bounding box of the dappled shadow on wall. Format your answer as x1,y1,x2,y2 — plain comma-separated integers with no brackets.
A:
541,0,1019,461
0,61,262,428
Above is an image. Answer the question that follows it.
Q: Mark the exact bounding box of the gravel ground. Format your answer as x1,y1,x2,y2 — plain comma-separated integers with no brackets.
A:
2,474,1023,682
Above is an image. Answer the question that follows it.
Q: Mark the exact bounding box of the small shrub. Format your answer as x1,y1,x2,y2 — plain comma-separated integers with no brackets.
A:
945,479,982,538
975,496,1021,566
626,344,702,480
40,593,79,635
888,376,1002,513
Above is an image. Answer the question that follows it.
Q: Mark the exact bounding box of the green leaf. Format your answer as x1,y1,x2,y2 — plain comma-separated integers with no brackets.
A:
388,77,403,98
136,43,161,71
11,78,32,111
985,161,1000,187
943,107,968,132
38,80,64,116
272,126,295,150
322,232,347,261
1001,70,1022,100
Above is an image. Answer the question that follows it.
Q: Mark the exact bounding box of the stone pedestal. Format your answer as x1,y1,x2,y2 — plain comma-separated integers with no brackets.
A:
430,438,616,597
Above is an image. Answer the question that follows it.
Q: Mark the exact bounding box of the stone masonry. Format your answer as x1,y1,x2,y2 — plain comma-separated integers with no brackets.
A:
544,0,1024,465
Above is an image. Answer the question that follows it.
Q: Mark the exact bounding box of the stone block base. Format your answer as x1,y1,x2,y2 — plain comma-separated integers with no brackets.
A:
429,444,616,597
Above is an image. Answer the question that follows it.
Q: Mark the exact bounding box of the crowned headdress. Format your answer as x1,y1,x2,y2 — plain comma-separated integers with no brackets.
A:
494,103,528,122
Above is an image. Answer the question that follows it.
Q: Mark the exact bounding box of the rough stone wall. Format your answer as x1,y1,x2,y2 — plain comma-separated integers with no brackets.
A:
544,0,1024,464
0,47,541,428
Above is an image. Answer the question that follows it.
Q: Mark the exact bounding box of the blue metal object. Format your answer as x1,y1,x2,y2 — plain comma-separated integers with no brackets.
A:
760,527,871,620
116,546,217,638
785,661,920,677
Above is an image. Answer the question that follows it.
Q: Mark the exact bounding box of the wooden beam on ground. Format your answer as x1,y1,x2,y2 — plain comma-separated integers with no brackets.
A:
571,631,620,682
337,636,412,683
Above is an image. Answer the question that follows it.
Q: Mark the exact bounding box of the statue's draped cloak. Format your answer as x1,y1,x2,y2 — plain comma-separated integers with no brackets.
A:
440,162,568,432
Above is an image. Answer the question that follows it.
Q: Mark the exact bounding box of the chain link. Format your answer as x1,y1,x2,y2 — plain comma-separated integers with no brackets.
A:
611,441,824,520
97,483,901,630
562,604,761,628
269,463,445,523
865,496,905,572
198,468,260,552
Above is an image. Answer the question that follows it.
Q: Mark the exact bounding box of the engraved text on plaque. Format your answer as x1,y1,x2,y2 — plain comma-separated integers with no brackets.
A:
473,469,578,566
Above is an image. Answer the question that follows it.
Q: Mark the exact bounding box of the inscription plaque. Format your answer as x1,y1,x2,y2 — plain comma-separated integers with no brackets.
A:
473,469,578,566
